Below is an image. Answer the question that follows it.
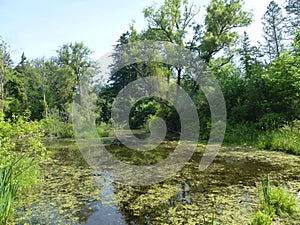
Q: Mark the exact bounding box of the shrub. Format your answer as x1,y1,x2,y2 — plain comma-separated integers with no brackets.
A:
0,113,46,223
96,123,111,137
257,121,300,155
224,123,258,145
258,113,286,131
251,210,272,225
252,175,299,224
40,108,74,138
268,186,298,217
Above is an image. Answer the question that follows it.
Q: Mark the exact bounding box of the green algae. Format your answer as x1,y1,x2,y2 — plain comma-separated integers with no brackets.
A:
13,141,300,224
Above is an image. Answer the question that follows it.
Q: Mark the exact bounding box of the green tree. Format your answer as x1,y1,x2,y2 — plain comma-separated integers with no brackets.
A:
237,32,266,122
0,38,12,115
285,0,300,38
31,58,49,118
107,27,141,95
199,0,252,64
261,0,286,61
239,32,263,77
55,42,95,100
6,55,45,119
56,42,93,84
51,42,96,123
143,0,199,85
262,30,300,121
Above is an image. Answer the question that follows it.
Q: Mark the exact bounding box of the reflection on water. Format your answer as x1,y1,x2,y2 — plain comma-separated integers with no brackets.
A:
15,140,126,225
15,140,300,224
81,172,126,225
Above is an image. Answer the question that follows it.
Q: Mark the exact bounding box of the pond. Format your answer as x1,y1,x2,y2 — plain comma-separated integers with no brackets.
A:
15,139,300,224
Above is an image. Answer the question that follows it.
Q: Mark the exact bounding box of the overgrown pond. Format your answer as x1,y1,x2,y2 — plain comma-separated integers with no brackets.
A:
15,140,300,224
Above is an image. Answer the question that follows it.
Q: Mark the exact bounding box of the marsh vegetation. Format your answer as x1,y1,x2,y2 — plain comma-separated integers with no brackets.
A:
1,0,300,224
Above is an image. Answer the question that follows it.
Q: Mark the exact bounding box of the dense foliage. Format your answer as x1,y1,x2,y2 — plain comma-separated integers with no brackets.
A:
0,1,299,223
0,112,46,223
0,1,298,153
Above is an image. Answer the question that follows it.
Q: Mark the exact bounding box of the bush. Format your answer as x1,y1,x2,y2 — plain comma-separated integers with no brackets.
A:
258,113,286,131
268,186,298,217
252,175,299,224
96,123,111,137
252,210,272,225
0,113,46,223
224,123,258,145
257,120,300,155
40,117,74,139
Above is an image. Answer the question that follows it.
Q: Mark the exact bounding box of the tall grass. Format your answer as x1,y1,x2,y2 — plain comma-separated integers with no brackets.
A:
224,120,300,156
0,166,19,224
224,123,258,145
257,123,300,155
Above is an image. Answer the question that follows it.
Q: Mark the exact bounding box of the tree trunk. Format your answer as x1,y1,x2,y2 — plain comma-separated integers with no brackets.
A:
41,71,48,117
1,61,5,115
177,67,182,86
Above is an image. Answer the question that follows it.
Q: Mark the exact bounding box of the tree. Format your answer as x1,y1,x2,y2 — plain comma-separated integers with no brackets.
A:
52,42,97,123
285,0,300,38
107,27,141,95
261,0,286,61
199,0,252,64
55,42,94,97
6,55,45,119
262,30,300,121
143,0,199,86
0,38,12,115
239,32,264,78
235,32,267,122
100,26,165,124
31,58,49,118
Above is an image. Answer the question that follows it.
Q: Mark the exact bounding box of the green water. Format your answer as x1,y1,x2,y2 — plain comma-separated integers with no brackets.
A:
15,140,300,224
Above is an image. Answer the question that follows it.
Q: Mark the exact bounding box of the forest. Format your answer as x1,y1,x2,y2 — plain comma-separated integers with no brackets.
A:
0,0,299,224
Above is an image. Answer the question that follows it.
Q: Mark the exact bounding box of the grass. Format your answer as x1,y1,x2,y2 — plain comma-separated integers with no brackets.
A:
224,123,258,145
0,166,19,224
251,175,299,225
257,125,300,155
224,121,300,155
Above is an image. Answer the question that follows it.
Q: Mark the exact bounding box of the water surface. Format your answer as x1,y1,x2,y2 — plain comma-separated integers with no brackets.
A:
15,140,300,224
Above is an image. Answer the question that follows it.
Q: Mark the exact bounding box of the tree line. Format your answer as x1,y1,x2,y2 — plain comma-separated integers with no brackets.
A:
0,0,299,143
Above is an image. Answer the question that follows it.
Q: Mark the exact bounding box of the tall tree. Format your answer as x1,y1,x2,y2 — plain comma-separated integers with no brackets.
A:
143,0,199,86
261,0,286,61
54,42,98,119
236,32,266,122
262,30,300,121
8,55,45,119
199,0,252,64
239,31,263,78
0,38,12,115
56,42,94,94
285,0,300,38
31,58,49,117
108,27,141,95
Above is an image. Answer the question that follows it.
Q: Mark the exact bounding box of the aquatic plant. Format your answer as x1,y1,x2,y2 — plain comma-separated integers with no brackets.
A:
0,165,18,224
252,175,299,224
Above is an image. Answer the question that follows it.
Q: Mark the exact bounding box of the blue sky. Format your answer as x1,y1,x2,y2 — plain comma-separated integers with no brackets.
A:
0,0,284,63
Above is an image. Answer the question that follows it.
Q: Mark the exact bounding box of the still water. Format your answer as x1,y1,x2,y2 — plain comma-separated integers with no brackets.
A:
15,140,300,224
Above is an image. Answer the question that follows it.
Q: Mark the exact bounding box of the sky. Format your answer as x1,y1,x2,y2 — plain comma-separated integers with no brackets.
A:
0,0,285,64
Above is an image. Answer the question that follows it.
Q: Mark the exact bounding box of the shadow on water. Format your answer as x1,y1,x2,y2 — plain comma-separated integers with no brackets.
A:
15,140,300,224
